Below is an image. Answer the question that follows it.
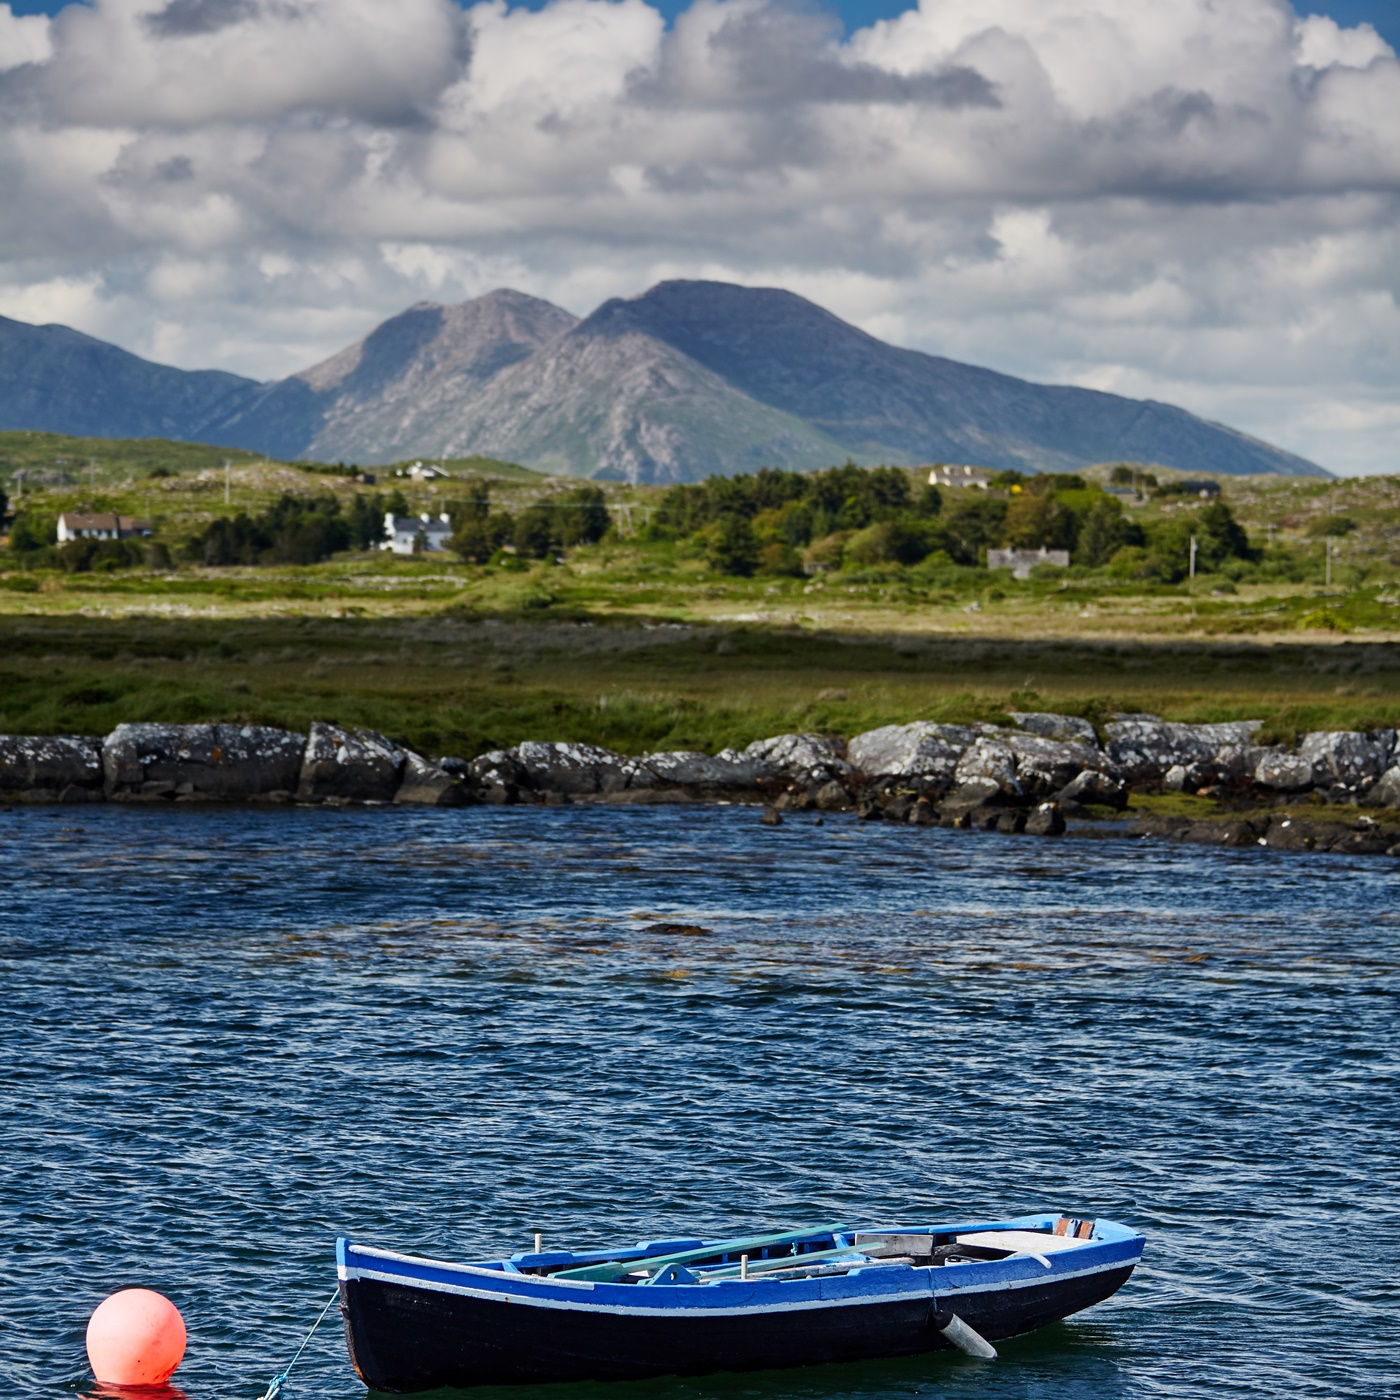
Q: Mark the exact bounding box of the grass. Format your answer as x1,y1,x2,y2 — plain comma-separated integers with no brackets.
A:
2,613,1397,759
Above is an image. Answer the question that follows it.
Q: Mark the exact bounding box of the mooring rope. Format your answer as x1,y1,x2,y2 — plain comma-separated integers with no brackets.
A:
256,1289,341,1400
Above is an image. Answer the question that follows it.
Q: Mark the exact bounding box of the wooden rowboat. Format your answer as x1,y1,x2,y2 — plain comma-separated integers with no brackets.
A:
337,1212,1145,1393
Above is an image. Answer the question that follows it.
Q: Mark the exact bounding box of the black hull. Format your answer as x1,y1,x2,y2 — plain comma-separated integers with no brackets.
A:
340,1264,1135,1392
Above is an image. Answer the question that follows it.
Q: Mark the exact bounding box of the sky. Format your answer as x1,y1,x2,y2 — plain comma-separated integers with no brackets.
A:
0,0,1396,476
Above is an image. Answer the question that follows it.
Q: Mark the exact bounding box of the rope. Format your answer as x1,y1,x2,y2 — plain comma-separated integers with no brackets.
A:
256,1289,341,1400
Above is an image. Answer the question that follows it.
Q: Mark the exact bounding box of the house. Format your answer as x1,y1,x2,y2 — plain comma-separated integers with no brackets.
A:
987,546,1070,580
381,512,453,555
403,461,448,481
57,512,153,542
1176,479,1221,498
928,464,998,490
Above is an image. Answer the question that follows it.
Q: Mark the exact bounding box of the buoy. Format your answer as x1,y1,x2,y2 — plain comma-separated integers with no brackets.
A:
86,1288,187,1385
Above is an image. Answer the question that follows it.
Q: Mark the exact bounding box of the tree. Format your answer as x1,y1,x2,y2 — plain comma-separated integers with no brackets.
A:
1002,491,1076,550
513,502,556,558
707,514,759,576
9,512,57,552
1195,500,1256,569
348,492,386,550
557,485,610,546
942,496,1007,565
1076,497,1143,567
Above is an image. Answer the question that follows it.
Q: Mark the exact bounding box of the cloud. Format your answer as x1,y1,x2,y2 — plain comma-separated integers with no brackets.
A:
0,0,1395,472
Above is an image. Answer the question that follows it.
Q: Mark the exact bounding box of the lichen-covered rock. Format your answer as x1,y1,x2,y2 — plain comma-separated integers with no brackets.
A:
393,752,474,807
953,737,1020,794
103,723,305,800
296,722,404,803
512,741,650,796
641,750,767,795
1004,733,1113,796
738,733,850,785
1104,714,1263,780
846,722,976,784
1025,802,1066,836
0,735,103,794
1057,768,1128,809
465,750,525,803
1253,749,1316,792
1009,712,1099,746
1298,730,1395,794
1363,767,1400,809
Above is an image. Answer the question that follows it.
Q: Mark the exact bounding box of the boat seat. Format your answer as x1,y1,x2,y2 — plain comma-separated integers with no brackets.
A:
954,1229,1093,1256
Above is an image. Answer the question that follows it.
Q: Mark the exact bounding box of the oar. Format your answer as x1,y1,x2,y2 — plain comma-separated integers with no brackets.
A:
702,1243,870,1280
552,1224,846,1283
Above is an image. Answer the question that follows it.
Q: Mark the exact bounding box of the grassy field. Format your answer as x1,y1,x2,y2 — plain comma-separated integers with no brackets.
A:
2,435,1397,757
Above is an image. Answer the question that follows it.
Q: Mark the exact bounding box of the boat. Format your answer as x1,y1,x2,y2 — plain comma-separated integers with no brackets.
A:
336,1212,1145,1392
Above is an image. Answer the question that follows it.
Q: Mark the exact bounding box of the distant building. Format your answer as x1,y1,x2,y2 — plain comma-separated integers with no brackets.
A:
1176,479,1221,498
404,461,448,481
987,547,1070,580
57,512,153,542
928,464,998,490
1103,487,1145,506
382,512,453,555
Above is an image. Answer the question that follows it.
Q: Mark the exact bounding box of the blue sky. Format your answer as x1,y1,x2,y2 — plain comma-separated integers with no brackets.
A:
8,0,1399,44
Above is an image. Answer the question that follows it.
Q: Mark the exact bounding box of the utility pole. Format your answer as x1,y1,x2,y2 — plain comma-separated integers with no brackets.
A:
225,460,231,507
1189,534,1197,580
1325,537,1333,588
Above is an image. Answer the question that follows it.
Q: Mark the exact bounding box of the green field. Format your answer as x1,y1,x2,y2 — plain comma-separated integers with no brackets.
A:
2,433,1397,757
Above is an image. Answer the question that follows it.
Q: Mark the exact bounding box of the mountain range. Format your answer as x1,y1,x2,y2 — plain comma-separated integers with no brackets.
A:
0,281,1326,481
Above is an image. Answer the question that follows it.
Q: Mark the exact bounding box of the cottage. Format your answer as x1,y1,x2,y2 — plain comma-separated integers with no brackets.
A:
381,512,453,555
927,464,998,490
404,461,449,481
57,512,153,542
987,546,1070,580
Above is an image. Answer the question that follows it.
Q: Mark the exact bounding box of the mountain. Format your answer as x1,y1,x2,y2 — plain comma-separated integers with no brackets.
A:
0,313,257,442
203,290,578,462
0,284,1327,480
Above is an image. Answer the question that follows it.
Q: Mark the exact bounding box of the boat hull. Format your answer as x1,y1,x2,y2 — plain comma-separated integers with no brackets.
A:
338,1225,1141,1392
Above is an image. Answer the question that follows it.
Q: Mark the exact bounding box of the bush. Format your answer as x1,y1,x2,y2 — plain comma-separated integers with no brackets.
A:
756,542,804,576
190,494,351,566
707,514,760,576
844,519,935,568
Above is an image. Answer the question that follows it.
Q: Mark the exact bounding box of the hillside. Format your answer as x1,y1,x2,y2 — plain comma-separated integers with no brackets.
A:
0,284,1328,481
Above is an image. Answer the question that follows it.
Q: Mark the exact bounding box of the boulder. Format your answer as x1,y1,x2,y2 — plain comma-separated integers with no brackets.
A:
1057,768,1128,810
1009,712,1099,746
845,722,977,784
103,723,305,800
1025,802,1066,836
394,752,475,807
0,735,103,795
297,722,404,803
641,750,767,796
465,750,526,803
737,733,850,786
1298,730,1395,795
512,740,650,796
939,776,1005,818
1004,733,1113,796
1104,714,1263,781
1253,748,1315,792
1363,767,1400,809
953,737,1020,794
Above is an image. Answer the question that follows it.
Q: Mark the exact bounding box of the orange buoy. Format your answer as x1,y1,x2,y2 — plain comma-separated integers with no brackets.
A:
86,1288,187,1385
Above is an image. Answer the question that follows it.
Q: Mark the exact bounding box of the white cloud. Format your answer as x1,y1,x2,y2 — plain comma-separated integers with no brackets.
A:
0,0,1396,471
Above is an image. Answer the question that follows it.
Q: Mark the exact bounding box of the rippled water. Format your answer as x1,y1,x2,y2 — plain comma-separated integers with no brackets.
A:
3,804,1398,1400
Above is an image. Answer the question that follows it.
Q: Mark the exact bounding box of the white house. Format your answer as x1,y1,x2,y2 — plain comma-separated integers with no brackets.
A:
404,461,449,481
57,512,153,542
928,464,998,490
381,512,453,555
987,546,1070,580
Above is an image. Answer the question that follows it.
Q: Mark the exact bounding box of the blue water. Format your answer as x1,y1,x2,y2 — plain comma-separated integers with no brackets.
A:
2,804,1397,1400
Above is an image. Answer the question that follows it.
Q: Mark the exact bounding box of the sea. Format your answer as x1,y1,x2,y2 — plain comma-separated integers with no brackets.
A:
3,802,1397,1400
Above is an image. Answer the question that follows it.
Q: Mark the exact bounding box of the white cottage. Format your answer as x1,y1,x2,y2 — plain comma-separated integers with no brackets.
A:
381,512,453,555
57,512,153,542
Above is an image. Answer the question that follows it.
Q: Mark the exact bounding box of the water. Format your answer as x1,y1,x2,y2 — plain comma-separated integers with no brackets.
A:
2,803,1397,1400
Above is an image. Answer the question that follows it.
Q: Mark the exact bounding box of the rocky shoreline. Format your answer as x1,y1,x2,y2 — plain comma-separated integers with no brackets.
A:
3,713,1398,859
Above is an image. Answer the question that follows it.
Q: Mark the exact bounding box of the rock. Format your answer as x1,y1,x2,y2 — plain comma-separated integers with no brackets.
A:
739,733,850,786
1363,767,1400,809
1299,730,1395,795
845,722,976,784
297,722,404,803
1253,748,1316,792
1260,816,1330,852
641,750,767,796
939,776,1005,818
1025,802,1066,836
1217,819,1264,847
1004,733,1113,796
995,808,1027,834
104,723,306,801
58,783,104,804
1163,762,1210,793
0,735,103,795
1009,712,1099,745
1104,714,1263,781
953,737,1020,794
1056,768,1128,810
466,749,525,803
813,780,853,812
394,752,475,807
881,793,916,823
761,807,783,826
512,740,649,796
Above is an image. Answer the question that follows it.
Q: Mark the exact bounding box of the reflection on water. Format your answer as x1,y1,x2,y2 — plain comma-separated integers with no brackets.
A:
1,803,1397,1400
